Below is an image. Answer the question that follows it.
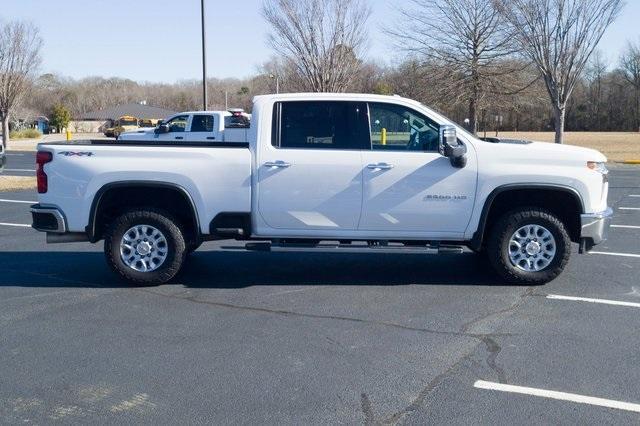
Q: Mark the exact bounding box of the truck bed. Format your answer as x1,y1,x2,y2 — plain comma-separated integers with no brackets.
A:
37,141,252,235
41,139,250,148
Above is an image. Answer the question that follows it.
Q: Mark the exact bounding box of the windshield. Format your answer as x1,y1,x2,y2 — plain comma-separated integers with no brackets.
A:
452,121,478,140
417,102,478,141
224,114,250,129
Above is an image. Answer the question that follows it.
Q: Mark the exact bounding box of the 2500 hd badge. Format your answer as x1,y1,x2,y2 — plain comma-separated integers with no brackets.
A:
424,194,468,201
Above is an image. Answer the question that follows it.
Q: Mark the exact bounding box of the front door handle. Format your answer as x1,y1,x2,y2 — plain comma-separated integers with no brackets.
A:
367,163,394,170
175,136,184,140
264,161,291,168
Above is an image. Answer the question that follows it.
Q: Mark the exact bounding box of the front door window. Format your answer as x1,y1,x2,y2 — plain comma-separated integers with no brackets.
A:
165,115,189,133
369,103,440,152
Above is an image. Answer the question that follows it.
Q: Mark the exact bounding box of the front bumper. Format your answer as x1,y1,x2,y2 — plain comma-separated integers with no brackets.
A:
581,207,613,248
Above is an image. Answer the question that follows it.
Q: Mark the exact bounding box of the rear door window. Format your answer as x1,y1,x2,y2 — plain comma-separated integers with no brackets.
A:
272,101,369,150
191,115,215,132
224,115,250,129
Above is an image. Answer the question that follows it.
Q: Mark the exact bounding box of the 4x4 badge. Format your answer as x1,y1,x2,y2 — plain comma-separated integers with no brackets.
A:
59,151,94,157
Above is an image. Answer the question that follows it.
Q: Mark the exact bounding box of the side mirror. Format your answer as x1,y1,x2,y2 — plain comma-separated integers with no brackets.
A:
154,124,170,134
439,125,467,168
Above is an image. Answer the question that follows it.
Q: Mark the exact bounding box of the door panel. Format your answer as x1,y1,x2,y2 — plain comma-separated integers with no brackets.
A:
359,151,476,234
360,102,477,235
156,114,190,142
186,114,219,142
257,101,368,231
258,150,363,230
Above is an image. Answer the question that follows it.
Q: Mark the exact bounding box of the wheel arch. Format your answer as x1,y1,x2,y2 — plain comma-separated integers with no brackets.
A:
470,184,584,251
87,181,201,243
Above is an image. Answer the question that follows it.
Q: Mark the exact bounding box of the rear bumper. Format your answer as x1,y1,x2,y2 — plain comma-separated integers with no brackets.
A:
30,204,67,233
581,207,613,247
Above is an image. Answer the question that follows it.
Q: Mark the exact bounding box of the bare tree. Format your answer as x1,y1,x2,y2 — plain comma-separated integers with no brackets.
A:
585,51,607,129
494,0,623,143
262,0,371,92
388,0,523,134
620,40,640,132
0,21,42,148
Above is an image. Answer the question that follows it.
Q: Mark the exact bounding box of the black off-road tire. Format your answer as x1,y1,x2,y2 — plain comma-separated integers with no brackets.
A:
104,209,186,285
486,207,571,285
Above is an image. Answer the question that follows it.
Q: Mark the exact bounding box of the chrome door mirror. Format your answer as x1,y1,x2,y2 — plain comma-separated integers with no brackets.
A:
154,124,170,134
439,125,467,168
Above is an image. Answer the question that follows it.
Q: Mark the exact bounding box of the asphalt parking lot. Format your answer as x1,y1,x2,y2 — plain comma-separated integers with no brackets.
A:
1,151,35,177
1,164,639,424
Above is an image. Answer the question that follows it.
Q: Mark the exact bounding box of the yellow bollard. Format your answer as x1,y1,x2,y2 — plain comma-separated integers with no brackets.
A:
66,129,71,141
381,128,387,146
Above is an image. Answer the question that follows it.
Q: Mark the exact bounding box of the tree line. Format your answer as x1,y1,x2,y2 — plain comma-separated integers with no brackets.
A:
1,0,636,148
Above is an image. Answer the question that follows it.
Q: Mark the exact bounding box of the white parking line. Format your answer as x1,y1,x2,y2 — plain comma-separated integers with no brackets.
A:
3,168,35,172
619,207,640,211
611,225,640,229
0,222,30,228
629,195,640,198
547,294,640,309
590,251,640,259
0,199,36,204
474,380,640,413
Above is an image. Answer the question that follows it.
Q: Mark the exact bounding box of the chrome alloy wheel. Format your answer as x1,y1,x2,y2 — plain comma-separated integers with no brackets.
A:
120,225,168,272
508,224,556,272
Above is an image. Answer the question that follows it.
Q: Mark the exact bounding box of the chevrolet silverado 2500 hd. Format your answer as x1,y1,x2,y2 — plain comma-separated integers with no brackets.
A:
31,93,612,285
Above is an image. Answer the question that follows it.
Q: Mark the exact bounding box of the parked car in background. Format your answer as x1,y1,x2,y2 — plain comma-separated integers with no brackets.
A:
0,143,5,173
104,115,140,138
118,109,251,143
31,93,611,286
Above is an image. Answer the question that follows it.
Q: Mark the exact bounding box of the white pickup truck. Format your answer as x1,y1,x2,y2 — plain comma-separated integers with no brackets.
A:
31,93,612,285
118,109,250,143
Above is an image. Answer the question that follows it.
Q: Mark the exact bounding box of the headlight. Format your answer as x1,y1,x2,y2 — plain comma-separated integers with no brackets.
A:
587,161,608,174
587,161,608,183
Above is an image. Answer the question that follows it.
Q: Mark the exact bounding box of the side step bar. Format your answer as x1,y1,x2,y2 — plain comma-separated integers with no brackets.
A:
245,241,464,255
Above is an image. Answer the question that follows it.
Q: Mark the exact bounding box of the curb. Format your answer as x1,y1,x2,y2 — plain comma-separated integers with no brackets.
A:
620,160,640,165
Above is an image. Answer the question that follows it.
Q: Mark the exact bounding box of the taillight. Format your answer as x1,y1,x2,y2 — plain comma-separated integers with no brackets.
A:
36,151,53,193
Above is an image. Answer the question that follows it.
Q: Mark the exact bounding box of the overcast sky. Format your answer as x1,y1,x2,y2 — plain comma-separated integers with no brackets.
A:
2,0,639,83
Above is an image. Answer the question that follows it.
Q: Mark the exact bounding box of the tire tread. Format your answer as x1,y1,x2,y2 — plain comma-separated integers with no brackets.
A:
104,208,186,285
487,207,571,285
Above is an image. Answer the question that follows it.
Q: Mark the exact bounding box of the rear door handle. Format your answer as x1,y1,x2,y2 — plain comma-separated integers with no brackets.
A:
264,161,291,168
206,136,216,140
175,136,184,140
367,163,394,170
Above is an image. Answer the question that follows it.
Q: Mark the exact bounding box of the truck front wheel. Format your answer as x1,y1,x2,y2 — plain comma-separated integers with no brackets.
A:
487,207,571,285
104,209,186,285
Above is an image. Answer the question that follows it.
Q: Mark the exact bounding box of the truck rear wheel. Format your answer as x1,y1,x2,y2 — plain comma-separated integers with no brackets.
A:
487,207,571,285
104,209,186,285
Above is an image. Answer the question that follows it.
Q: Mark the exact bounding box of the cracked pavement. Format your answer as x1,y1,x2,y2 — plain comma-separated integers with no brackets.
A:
1,166,640,424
